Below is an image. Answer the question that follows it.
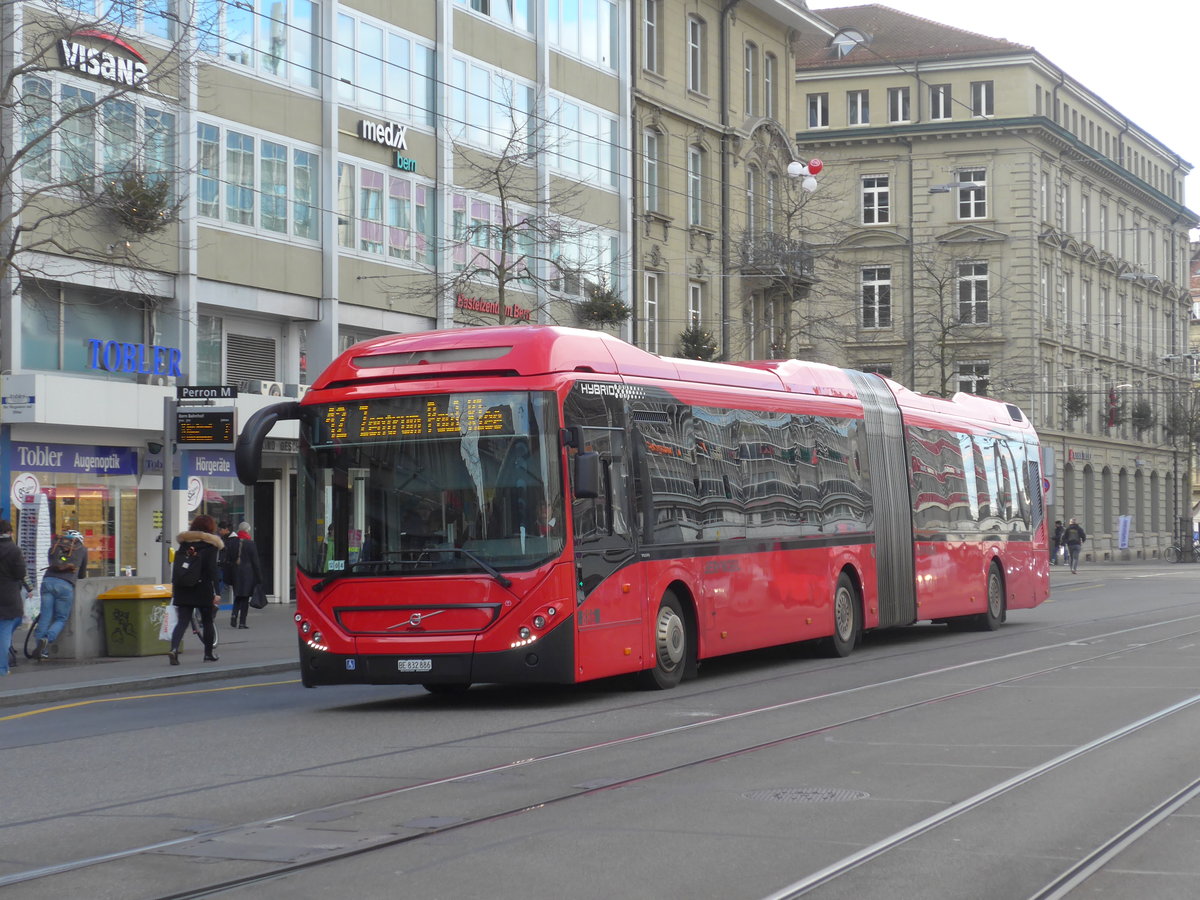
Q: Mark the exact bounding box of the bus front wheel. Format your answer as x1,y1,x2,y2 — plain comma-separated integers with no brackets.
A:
638,593,688,690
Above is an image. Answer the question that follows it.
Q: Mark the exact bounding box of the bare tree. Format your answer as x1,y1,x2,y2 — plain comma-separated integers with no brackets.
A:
906,243,1030,397
0,1,203,300
393,88,623,328
729,161,858,362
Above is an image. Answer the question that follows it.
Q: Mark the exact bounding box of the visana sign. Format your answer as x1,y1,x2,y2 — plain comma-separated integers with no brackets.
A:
58,30,148,87
357,118,407,151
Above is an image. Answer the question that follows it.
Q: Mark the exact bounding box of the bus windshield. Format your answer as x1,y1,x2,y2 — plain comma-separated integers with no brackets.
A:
297,391,563,579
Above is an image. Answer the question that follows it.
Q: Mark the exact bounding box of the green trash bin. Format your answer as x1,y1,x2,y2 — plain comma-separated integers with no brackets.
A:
100,584,174,656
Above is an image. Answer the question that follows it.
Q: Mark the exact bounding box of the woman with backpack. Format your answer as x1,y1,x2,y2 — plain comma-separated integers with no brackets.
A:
168,514,224,665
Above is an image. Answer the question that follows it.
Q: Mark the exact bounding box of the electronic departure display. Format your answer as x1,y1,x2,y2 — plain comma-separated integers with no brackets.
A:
323,397,514,441
177,407,236,446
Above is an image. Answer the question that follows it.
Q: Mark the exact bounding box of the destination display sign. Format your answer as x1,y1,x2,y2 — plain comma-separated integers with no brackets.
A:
177,407,236,447
323,397,514,442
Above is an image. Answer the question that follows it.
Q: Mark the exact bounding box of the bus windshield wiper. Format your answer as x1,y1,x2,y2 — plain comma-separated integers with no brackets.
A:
432,547,513,588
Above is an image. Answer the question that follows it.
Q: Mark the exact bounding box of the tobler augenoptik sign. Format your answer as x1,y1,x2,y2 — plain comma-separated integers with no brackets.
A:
58,29,149,88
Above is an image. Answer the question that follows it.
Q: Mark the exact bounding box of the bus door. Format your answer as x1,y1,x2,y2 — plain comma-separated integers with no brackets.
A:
570,425,646,681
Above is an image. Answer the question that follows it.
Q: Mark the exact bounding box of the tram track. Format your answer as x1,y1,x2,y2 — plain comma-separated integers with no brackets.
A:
4,614,1200,898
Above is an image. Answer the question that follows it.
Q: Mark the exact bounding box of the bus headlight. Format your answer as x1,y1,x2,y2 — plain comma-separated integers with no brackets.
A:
533,615,546,629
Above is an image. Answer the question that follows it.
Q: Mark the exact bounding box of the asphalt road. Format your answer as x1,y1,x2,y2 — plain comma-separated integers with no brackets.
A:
3,564,1199,899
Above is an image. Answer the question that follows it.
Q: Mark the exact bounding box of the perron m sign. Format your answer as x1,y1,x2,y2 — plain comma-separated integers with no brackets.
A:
58,29,149,88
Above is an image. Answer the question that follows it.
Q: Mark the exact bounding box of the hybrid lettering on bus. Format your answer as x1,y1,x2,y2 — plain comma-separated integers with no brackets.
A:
235,326,1049,692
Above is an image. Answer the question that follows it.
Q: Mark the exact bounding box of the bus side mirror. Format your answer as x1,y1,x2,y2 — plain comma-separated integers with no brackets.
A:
573,451,600,499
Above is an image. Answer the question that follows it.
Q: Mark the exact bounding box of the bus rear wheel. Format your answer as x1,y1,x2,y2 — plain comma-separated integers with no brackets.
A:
824,573,860,658
978,565,1005,631
638,593,688,690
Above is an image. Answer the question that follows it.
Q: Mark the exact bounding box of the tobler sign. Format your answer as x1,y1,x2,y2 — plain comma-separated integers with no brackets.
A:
58,29,149,87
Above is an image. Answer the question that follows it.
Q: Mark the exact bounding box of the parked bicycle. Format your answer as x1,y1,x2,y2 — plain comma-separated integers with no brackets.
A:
1166,541,1200,563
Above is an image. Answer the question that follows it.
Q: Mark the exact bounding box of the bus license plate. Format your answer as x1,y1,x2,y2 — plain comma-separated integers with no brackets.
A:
397,659,433,672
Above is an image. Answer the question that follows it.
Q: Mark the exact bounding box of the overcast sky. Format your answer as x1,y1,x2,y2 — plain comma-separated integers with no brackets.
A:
811,1,1200,228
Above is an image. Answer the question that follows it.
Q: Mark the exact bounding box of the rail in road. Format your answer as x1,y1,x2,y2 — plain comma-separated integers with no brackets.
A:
3,570,1200,899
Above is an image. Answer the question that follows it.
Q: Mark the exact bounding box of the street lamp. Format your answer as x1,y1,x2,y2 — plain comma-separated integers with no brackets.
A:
929,181,981,194
1118,271,1161,285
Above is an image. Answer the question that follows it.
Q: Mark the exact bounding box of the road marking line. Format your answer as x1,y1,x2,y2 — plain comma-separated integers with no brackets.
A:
0,679,301,721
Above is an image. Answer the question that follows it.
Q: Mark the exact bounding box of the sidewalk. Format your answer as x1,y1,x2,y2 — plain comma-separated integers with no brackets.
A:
1,603,299,710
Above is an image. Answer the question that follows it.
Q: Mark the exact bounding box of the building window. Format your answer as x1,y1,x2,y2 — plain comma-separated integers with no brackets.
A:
540,94,620,190
688,281,704,327
861,266,892,328
957,169,987,219
970,81,994,117
861,364,894,378
862,175,890,225
450,58,536,152
643,129,661,213
957,361,990,395
460,0,532,32
545,0,616,67
767,173,779,232
643,0,660,72
336,160,433,264
326,12,435,123
808,93,829,128
644,272,661,352
198,0,320,89
958,262,989,324
848,89,869,126
197,122,319,241
20,75,175,188
70,0,175,38
687,16,707,94
743,42,759,116
930,84,951,120
745,165,759,238
764,53,777,119
688,145,705,226
887,86,910,123
21,280,157,377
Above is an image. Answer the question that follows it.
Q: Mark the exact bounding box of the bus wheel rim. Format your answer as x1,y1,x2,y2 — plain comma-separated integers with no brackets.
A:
835,586,854,641
656,606,685,671
988,572,1003,617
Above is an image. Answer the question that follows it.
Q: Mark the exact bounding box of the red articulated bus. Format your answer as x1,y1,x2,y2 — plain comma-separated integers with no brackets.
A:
235,326,1049,692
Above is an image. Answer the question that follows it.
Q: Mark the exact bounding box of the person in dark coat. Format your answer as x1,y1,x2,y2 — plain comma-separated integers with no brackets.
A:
0,519,29,677
1051,520,1064,565
169,514,223,665
1062,517,1087,575
230,521,263,629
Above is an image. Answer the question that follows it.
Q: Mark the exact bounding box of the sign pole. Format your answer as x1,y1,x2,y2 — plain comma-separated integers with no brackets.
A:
162,396,175,581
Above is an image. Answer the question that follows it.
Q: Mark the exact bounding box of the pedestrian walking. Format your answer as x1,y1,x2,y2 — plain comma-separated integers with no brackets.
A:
1063,517,1087,574
168,515,224,665
0,520,30,677
33,529,87,660
1051,520,1064,565
229,521,263,629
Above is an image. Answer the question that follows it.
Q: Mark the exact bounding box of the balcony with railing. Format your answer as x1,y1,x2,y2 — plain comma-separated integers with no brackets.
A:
737,233,817,282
